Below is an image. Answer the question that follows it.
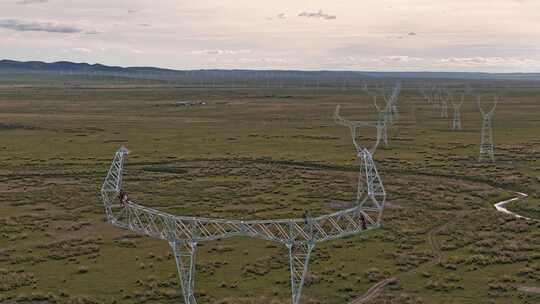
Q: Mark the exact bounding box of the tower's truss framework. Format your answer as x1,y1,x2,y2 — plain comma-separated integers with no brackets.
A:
101,115,387,303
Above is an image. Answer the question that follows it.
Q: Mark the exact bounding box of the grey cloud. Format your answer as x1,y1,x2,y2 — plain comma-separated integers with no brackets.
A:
17,0,48,4
0,19,83,33
298,10,336,20
390,32,415,39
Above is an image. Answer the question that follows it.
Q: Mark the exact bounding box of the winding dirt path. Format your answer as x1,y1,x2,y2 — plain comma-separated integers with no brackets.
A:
349,277,397,304
349,221,449,304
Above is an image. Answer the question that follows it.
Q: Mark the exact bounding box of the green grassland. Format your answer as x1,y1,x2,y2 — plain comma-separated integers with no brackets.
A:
1,78,539,304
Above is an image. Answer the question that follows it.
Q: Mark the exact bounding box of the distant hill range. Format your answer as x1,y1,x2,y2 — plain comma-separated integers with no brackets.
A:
1,59,539,81
0,59,171,74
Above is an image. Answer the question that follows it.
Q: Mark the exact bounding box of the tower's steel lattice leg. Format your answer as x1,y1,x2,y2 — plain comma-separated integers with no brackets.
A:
356,158,367,203
170,241,198,304
452,108,462,131
101,146,129,224
288,242,315,304
479,115,495,162
381,123,389,148
358,149,386,223
440,101,448,118
391,103,399,121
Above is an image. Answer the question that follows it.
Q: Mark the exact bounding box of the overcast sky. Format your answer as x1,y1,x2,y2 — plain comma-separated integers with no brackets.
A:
1,0,539,72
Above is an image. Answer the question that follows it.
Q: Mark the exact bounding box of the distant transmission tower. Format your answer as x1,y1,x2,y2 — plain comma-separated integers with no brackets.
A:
363,83,388,147
101,138,386,303
363,83,401,148
419,84,441,115
477,94,499,162
419,84,433,105
372,100,389,148
438,87,449,118
446,89,464,131
385,82,401,122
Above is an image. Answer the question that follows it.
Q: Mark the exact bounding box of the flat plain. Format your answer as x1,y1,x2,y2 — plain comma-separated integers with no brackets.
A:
1,75,540,304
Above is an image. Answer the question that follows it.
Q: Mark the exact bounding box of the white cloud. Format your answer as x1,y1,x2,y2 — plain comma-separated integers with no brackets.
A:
191,49,252,55
380,56,422,63
325,55,422,65
438,56,538,66
17,0,48,5
237,57,286,64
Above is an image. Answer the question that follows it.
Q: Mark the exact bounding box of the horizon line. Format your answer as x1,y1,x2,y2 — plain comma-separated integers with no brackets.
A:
1,58,539,75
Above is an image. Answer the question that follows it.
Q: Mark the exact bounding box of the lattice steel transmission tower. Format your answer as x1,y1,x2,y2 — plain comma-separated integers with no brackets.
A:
101,126,387,304
477,94,499,162
333,104,386,213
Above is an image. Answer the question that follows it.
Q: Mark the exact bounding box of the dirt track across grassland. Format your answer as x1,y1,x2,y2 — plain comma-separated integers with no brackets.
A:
349,191,530,303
